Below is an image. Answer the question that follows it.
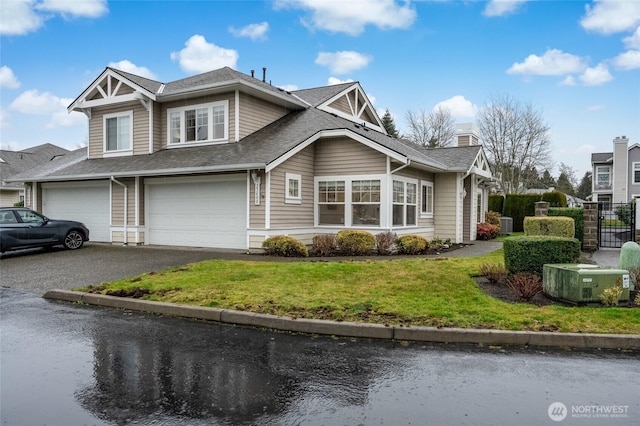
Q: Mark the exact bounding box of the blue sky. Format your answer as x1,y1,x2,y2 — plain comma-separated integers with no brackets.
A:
1,0,639,179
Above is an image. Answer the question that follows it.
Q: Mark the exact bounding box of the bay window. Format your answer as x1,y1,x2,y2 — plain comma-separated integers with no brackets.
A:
392,178,417,227
167,100,228,145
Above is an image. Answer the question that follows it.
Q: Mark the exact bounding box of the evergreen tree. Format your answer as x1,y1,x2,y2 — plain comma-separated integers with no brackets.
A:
541,169,557,188
576,172,592,200
381,109,399,138
556,172,575,196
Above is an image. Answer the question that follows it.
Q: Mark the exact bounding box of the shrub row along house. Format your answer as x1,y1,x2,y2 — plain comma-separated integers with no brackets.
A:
13,67,493,250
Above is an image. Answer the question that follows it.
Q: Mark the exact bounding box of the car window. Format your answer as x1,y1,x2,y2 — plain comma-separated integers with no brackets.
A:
0,211,18,224
16,210,45,224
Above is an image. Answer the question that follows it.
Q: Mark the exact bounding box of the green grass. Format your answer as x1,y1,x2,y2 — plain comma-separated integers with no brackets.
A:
77,248,640,334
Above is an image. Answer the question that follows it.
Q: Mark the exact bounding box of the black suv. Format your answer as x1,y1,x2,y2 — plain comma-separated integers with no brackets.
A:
0,207,90,253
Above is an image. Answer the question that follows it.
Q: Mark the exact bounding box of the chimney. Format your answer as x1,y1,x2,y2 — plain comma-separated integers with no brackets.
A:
612,135,629,204
262,67,266,82
455,123,480,147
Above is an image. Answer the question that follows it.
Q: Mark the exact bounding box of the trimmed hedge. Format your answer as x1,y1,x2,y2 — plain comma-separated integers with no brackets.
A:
524,216,575,238
541,191,567,208
503,194,541,232
503,236,581,275
262,236,309,257
488,195,504,214
548,207,584,245
337,230,376,255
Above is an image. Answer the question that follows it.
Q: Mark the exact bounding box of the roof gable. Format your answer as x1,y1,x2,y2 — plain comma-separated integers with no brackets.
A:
316,83,385,133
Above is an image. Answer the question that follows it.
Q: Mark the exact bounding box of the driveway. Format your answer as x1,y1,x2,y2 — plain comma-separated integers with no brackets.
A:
0,243,252,295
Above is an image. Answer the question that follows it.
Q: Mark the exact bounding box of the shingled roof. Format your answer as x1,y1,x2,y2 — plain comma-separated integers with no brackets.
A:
1,144,69,188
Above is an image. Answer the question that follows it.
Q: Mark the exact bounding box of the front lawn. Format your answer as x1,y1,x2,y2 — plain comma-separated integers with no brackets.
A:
77,249,640,334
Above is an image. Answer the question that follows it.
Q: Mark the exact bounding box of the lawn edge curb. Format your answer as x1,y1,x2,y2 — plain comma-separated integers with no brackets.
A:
43,289,640,350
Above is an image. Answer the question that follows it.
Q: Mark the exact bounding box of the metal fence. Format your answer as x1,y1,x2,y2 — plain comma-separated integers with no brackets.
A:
598,202,635,248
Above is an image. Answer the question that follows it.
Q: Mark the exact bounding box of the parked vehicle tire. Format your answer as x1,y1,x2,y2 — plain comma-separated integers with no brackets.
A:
63,230,85,250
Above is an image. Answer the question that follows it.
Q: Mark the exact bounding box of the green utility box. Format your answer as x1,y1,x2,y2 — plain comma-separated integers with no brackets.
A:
543,264,630,304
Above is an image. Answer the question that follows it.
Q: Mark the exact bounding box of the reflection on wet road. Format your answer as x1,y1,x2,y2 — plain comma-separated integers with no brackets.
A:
1,288,638,425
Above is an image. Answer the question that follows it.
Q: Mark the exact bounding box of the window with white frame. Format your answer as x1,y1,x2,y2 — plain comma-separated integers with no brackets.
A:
351,179,381,225
318,180,346,225
104,111,132,153
420,181,433,217
392,178,417,227
633,163,640,184
595,165,612,190
285,173,302,204
167,100,228,145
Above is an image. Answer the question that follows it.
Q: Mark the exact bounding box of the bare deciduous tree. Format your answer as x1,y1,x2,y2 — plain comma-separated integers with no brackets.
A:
404,106,456,148
476,94,552,194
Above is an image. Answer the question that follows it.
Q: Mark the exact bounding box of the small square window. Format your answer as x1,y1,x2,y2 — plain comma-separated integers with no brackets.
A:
285,173,302,204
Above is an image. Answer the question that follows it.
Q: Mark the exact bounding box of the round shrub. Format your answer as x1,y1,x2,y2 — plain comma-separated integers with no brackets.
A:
336,230,375,255
262,235,308,257
397,234,429,254
312,234,337,257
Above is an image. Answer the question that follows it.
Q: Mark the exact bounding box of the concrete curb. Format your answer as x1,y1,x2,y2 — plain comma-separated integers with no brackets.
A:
43,289,640,350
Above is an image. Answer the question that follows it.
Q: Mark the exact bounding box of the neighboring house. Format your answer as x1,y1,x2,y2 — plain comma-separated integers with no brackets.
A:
525,188,584,207
591,136,639,208
12,66,493,249
0,144,69,207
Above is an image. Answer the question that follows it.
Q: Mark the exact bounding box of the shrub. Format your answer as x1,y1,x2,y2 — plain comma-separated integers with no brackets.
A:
599,285,623,306
312,234,337,257
375,231,397,255
479,263,508,283
541,191,567,207
505,273,543,301
397,234,429,254
13,200,24,207
488,195,504,214
549,207,584,246
523,216,575,238
503,236,581,275
262,236,308,257
477,223,499,240
614,201,635,226
486,211,501,230
336,230,376,255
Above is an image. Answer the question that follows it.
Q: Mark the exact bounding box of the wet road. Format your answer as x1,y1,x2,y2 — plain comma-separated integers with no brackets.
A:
1,288,638,426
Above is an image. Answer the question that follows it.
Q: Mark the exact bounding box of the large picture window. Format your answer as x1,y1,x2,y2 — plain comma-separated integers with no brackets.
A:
393,179,417,227
104,111,132,153
167,101,228,145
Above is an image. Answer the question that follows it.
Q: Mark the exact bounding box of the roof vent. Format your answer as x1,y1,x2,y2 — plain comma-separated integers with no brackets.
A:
262,67,267,83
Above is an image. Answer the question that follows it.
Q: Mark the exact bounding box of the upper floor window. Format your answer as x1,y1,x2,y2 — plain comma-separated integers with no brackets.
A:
633,163,640,184
595,165,611,190
168,100,228,146
104,111,132,154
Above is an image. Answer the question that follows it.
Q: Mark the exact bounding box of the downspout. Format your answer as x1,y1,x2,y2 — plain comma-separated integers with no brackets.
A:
111,176,128,245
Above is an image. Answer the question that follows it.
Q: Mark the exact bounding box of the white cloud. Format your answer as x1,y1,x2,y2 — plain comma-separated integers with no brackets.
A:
579,63,613,86
0,0,107,35
315,51,372,74
274,0,416,36
559,75,576,86
612,50,640,70
507,49,587,76
0,109,8,130
8,90,84,129
229,21,269,41
580,0,640,34
434,95,477,120
47,110,86,128
108,60,158,80
170,35,239,74
483,0,529,17
0,66,21,89
327,77,354,85
624,27,640,49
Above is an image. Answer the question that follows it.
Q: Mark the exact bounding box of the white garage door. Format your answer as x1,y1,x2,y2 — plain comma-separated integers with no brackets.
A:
42,182,110,242
146,176,247,249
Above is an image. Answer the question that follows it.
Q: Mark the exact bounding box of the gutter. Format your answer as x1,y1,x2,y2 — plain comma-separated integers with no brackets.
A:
111,176,128,245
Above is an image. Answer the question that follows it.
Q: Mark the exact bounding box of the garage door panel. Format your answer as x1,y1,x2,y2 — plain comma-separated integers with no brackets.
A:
147,179,246,249
42,184,110,242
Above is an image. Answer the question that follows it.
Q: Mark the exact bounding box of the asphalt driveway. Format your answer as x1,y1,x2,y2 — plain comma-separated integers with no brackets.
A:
0,243,253,296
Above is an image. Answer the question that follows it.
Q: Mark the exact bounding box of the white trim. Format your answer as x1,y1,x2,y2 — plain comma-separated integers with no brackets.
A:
265,171,271,229
148,101,153,154
391,176,418,228
246,171,251,234
145,174,245,185
317,83,386,132
420,180,434,218
134,176,140,227
103,110,134,154
235,89,240,142
285,173,302,204
167,100,229,146
632,162,640,185
266,129,407,173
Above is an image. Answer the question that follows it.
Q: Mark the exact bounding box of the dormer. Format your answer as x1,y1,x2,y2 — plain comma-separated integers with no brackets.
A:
315,83,385,133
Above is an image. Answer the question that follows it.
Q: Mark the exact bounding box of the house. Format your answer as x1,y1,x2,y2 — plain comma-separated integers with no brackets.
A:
591,136,638,209
13,66,493,250
0,144,69,207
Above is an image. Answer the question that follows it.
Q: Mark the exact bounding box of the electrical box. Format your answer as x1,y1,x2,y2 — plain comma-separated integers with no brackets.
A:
543,264,630,304
499,217,513,235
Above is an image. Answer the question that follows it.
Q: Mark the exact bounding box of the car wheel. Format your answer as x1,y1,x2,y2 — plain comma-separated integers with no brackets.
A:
63,230,84,250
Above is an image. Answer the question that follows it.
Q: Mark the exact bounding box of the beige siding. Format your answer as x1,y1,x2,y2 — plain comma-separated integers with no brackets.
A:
328,95,351,115
238,93,290,139
314,138,386,175
270,146,315,228
0,190,21,207
88,102,148,158
153,102,162,152
434,173,459,242
249,171,266,228
111,178,136,225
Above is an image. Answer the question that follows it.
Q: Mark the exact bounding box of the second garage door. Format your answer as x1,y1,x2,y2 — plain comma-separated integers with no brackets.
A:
146,176,247,249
